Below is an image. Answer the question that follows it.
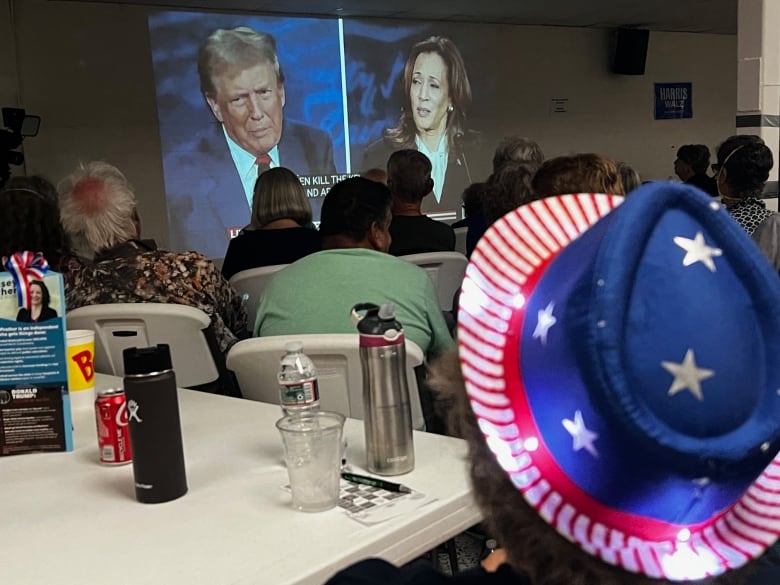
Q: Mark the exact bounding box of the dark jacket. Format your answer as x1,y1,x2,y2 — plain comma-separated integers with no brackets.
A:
221,227,322,280
389,215,456,256
325,559,528,585
686,173,718,197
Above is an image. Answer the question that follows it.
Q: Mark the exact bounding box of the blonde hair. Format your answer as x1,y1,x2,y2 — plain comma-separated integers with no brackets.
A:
250,167,312,228
59,161,137,254
618,161,642,193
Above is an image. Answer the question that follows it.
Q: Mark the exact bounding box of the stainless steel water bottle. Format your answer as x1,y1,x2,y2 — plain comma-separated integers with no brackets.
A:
352,302,414,476
122,344,188,503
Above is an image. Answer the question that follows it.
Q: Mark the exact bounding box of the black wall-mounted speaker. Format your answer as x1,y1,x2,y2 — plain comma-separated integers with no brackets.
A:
611,28,649,75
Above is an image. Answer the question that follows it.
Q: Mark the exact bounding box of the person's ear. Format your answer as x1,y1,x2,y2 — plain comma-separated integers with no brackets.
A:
279,83,286,109
367,221,381,249
425,178,434,194
205,93,223,123
368,221,389,252
716,167,730,197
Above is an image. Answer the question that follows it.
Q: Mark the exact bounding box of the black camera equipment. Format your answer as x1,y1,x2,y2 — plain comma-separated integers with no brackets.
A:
0,107,41,187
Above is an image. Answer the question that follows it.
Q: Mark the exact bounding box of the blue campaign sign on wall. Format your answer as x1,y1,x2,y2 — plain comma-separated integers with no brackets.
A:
654,83,693,120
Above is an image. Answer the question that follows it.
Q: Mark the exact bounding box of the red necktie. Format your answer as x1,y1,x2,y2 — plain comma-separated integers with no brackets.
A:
256,154,272,176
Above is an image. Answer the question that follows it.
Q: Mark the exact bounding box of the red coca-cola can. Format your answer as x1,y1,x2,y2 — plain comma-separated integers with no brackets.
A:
94,388,132,465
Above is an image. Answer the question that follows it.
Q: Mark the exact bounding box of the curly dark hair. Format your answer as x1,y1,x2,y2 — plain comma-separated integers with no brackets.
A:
716,135,773,199
0,176,71,269
483,161,537,225
676,144,711,175
461,182,489,218
427,351,757,585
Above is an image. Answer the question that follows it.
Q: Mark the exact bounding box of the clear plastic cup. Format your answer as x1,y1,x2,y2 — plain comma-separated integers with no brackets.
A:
276,411,345,512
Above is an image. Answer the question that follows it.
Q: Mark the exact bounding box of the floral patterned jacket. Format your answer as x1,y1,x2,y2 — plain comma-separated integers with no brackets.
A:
65,240,247,354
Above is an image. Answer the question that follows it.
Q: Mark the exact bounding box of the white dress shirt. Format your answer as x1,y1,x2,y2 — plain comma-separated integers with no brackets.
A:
223,126,280,208
415,134,448,203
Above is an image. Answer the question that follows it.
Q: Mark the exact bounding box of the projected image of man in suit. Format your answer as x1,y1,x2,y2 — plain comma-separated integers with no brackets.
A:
194,27,336,254
202,35,287,165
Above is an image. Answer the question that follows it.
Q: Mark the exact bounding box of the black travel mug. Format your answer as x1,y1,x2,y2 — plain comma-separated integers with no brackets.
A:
122,344,188,504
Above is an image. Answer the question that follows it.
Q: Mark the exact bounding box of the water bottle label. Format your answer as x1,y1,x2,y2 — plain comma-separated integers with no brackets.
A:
279,378,319,406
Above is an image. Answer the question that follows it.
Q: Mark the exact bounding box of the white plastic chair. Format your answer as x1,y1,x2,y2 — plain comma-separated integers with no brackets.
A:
226,334,426,430
228,264,288,329
401,251,468,311
66,303,223,390
453,226,468,256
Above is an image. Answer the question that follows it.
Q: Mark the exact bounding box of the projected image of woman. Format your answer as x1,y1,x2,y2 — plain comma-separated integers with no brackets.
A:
362,36,475,221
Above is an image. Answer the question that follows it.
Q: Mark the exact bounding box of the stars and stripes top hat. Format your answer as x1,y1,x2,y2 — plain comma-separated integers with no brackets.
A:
458,182,780,581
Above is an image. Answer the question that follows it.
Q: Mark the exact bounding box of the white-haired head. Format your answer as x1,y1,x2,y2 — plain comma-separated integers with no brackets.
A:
59,161,138,255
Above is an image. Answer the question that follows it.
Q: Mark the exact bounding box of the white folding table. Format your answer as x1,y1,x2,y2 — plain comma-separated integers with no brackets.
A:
1,374,480,585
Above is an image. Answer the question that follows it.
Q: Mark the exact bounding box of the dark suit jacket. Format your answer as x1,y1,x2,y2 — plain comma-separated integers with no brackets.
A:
165,120,336,260
361,132,484,221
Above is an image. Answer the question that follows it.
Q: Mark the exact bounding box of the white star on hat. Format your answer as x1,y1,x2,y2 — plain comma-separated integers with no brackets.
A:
533,302,557,345
673,232,723,272
661,348,715,401
562,410,599,457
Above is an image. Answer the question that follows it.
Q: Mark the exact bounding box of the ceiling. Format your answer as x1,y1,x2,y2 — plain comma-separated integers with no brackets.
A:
65,0,738,34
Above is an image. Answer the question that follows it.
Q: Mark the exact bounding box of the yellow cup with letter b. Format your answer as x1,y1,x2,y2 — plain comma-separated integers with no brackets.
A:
66,329,96,408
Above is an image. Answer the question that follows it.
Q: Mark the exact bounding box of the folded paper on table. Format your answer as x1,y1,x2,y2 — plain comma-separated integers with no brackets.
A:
284,478,437,526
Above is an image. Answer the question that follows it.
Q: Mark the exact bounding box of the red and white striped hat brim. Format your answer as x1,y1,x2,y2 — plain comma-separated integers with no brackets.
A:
458,193,780,581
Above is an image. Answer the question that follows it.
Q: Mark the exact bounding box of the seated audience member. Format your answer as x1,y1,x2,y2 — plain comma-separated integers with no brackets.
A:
675,144,718,196
386,150,456,256
221,167,321,280
60,161,247,354
361,167,387,185
254,177,453,358
532,153,625,199
715,135,780,272
0,176,82,284
618,161,641,193
452,182,489,257
326,182,780,585
490,136,544,178
483,161,536,225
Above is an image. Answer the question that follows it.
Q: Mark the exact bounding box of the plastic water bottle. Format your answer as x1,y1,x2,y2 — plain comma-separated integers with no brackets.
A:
277,341,320,416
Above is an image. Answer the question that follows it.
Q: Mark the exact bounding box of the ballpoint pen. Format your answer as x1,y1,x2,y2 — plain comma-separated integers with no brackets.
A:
341,472,412,494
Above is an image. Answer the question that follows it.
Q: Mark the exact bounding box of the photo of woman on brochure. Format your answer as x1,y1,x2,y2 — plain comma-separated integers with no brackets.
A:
16,280,58,323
